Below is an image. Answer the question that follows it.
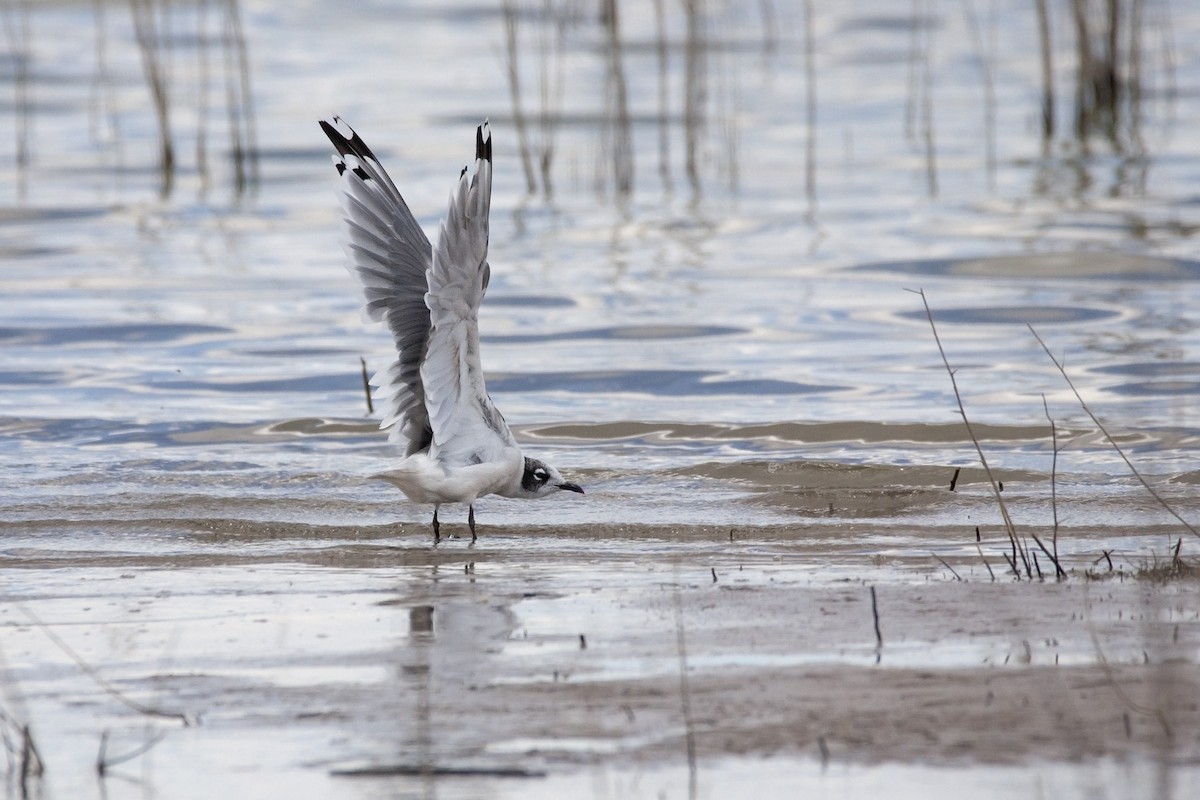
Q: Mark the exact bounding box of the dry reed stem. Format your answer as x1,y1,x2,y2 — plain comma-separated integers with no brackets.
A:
910,289,1031,575
1040,393,1067,578
359,356,373,414
931,553,962,581
974,541,996,580
1029,324,1198,540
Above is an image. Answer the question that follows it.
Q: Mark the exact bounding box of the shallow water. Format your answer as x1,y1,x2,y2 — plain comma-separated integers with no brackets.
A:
2,0,1200,797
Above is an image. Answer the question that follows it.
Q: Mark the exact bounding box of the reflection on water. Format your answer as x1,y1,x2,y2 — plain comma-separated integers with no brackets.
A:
1,0,1197,517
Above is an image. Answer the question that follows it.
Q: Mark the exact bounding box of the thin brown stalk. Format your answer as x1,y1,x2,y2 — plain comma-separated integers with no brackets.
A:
1028,529,1066,580
359,356,374,414
910,289,1028,573
1029,324,1198,539
932,553,962,581
1041,393,1064,574
974,542,995,580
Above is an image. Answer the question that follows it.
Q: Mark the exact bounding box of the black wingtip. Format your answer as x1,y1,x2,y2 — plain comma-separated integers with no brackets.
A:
476,122,492,163
319,116,379,163
319,118,352,157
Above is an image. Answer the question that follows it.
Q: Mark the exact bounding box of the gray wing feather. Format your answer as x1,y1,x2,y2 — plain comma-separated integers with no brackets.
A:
320,117,433,456
422,121,517,467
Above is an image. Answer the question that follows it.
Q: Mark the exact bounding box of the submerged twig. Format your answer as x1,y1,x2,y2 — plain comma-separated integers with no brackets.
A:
974,541,996,580
1029,325,1198,539
932,553,962,581
18,606,190,725
1082,584,1172,736
19,724,44,788
869,586,883,648
1027,530,1066,580
97,728,169,776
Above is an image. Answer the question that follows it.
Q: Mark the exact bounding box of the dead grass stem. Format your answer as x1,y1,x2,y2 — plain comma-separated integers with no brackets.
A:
910,288,1032,577
1029,324,1198,541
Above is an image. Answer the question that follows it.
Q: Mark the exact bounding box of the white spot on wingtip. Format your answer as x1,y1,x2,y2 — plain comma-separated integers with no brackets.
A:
327,116,354,137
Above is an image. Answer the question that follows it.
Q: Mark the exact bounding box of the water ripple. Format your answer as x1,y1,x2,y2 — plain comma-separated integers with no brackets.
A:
856,254,1200,281
894,306,1119,325
490,324,745,344
0,323,230,346
489,370,843,396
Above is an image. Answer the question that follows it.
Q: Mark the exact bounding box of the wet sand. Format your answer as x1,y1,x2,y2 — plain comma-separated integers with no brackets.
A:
4,520,1198,798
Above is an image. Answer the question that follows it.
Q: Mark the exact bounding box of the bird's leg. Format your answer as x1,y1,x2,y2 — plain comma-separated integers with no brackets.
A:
468,504,477,545
432,506,441,546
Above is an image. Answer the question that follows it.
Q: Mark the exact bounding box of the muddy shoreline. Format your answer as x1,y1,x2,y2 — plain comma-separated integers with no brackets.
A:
4,521,1197,798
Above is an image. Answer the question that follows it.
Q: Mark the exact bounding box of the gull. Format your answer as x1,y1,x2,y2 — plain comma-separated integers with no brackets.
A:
319,117,583,544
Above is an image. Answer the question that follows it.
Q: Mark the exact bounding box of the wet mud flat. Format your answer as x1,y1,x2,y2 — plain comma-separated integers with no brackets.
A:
3,520,1198,798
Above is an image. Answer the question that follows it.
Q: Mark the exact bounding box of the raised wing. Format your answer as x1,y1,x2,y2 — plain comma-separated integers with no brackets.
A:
421,122,517,467
319,117,433,456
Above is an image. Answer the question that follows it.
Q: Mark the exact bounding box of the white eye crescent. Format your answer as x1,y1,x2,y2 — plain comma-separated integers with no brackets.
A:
534,469,548,481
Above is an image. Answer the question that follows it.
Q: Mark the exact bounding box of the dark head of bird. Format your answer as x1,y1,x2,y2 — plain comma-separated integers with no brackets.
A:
518,456,584,499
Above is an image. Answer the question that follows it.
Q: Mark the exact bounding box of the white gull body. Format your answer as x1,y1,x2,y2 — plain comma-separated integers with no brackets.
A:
320,117,583,543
